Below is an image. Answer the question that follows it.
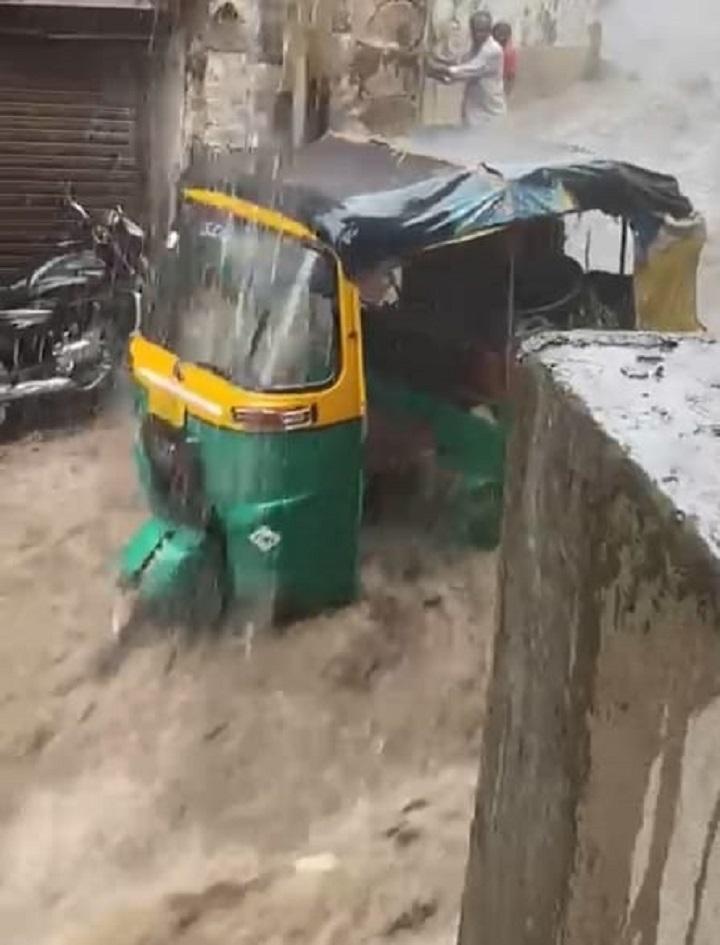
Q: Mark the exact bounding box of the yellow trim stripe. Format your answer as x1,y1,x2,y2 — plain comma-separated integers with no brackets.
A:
135,366,223,418
134,188,365,432
183,187,318,244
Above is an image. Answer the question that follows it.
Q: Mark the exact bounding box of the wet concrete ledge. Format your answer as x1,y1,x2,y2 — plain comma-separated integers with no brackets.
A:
459,331,720,945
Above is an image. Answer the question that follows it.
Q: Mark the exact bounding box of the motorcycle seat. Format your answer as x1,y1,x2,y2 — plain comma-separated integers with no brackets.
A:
0,307,54,329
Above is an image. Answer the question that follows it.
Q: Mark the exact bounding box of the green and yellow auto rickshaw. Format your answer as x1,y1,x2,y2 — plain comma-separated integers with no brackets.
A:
117,129,704,630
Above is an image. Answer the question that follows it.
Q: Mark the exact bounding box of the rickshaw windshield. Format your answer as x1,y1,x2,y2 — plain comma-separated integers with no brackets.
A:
146,204,339,392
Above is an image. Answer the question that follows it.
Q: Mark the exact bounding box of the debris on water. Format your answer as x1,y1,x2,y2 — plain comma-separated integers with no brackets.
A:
294,852,339,874
243,620,255,660
383,897,438,936
18,722,55,757
423,594,443,609
163,644,178,676
385,822,422,848
202,720,230,742
621,365,650,380
78,701,96,724
167,877,266,932
401,798,429,815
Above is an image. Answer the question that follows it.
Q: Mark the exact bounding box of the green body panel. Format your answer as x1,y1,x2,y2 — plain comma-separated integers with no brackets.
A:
119,516,174,589
367,371,507,548
124,364,506,622
119,516,210,602
190,416,363,612
128,390,363,618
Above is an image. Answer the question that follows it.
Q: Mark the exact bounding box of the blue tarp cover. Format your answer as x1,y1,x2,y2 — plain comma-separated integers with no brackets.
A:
186,128,695,276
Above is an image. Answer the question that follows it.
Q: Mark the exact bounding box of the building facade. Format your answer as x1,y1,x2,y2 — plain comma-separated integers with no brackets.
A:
0,0,599,268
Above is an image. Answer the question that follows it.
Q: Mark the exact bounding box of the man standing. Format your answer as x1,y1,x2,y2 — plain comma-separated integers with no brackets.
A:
428,10,506,126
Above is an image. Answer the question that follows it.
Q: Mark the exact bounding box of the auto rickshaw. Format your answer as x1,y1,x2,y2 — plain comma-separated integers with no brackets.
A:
117,129,705,630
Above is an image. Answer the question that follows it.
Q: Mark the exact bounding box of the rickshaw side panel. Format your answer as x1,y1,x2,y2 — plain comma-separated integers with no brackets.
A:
122,398,363,622
366,372,507,548
189,415,364,615
634,218,705,331
121,185,366,624
119,517,212,607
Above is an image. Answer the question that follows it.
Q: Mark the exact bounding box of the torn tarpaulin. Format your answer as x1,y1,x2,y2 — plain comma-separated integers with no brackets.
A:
184,131,698,277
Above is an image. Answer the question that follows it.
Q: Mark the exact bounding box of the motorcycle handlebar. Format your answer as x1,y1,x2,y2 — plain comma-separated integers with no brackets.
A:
64,197,142,237
62,195,145,277
66,197,91,224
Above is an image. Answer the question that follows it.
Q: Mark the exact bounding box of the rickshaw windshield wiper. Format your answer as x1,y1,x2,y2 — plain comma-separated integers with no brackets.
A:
249,308,271,359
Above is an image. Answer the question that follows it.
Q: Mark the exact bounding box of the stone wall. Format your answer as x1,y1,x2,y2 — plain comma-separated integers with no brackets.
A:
345,0,599,130
144,16,191,249
459,331,720,945
422,0,599,124
431,0,596,50
148,0,600,190
185,0,289,150
143,0,296,246
144,0,600,225
420,40,594,124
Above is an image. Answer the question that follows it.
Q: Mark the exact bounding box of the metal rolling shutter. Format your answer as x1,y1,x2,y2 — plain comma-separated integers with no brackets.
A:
0,38,145,280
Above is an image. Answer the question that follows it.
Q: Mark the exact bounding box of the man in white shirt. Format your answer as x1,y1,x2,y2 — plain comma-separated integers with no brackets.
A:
429,10,507,126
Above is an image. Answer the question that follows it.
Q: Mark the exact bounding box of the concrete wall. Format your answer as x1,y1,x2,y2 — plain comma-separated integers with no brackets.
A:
144,0,600,214
459,332,720,945
423,0,599,123
149,0,600,171
185,0,289,150
511,43,593,103
421,41,593,125
142,0,298,247
144,23,190,250
365,0,599,129
431,0,596,50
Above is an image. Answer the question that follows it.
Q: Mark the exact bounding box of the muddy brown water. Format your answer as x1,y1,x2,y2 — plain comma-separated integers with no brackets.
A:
0,405,496,944
3,14,720,937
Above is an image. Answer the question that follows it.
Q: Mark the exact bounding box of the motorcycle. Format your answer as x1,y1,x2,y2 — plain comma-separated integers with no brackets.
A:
0,196,147,427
